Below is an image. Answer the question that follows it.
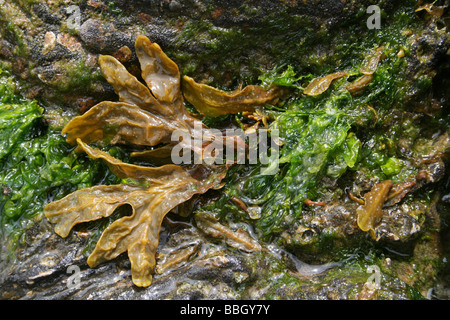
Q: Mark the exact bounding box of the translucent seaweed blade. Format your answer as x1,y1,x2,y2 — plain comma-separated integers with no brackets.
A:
182,75,284,117
76,139,192,183
44,184,146,238
135,35,181,104
98,54,158,109
62,101,181,147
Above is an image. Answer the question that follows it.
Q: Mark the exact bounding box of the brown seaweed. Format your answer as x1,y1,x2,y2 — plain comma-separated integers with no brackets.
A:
44,35,266,287
415,3,445,17
62,35,197,148
303,71,348,96
182,75,284,117
45,139,227,286
194,211,262,253
356,180,393,237
360,46,384,75
346,74,373,94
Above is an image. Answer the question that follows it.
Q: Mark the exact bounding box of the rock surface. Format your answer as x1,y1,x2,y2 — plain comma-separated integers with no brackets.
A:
0,0,449,300
0,215,420,300
0,0,370,111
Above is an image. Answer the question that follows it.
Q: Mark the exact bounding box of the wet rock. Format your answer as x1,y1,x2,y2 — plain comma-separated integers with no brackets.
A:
0,0,374,110
0,0,448,300
32,2,63,26
0,216,417,300
0,219,265,299
79,18,134,54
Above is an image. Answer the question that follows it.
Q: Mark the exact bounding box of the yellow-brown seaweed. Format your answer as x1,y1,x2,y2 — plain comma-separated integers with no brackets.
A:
182,75,284,117
360,46,384,75
303,71,348,96
195,211,262,253
346,74,373,94
44,35,264,287
45,139,227,287
62,35,196,148
415,3,445,17
356,180,393,237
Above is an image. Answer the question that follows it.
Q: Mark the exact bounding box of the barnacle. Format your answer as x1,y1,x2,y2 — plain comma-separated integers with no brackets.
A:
44,35,282,287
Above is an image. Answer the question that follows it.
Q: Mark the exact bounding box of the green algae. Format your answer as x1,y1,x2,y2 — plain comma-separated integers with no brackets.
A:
0,68,119,253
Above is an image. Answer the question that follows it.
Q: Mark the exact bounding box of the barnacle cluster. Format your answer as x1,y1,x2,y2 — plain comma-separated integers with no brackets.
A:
44,35,282,287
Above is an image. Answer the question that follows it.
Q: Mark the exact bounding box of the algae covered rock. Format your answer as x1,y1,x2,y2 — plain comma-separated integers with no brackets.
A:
0,0,449,300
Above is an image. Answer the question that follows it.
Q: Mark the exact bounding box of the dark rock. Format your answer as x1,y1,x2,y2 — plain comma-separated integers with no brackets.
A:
0,0,448,300
0,0,371,110
32,3,63,25
79,18,134,54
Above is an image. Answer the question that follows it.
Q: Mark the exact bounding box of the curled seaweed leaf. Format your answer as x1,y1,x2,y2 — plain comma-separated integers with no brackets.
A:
76,138,189,181
385,180,416,207
63,35,196,149
182,75,285,117
62,101,181,146
303,71,348,96
45,140,227,286
45,183,146,238
356,180,393,238
131,144,177,165
135,36,181,104
346,74,373,94
156,242,200,274
97,54,159,111
415,3,445,17
360,46,384,75
340,46,384,95
194,211,262,253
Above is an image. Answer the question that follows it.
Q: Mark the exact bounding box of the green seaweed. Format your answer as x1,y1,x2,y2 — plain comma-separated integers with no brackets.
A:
0,69,119,252
196,1,442,239
0,0,447,297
